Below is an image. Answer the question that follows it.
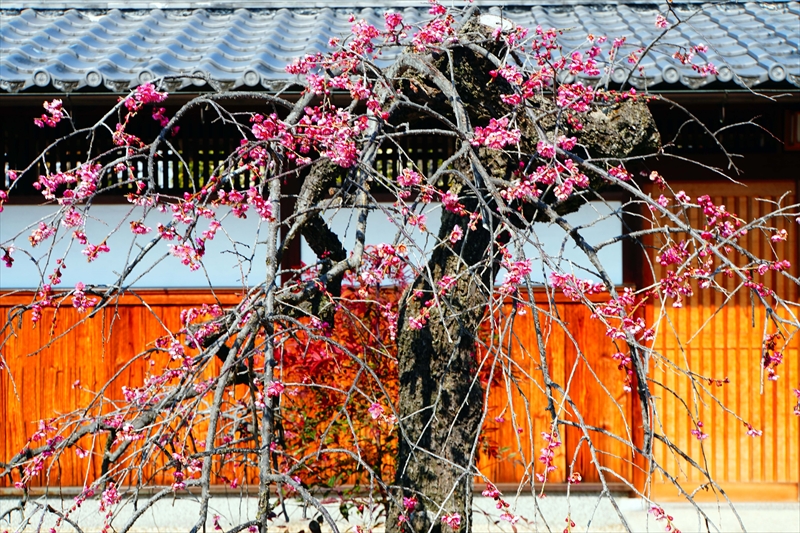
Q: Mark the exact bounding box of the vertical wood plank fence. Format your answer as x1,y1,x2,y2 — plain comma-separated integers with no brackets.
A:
644,180,799,502
1,209,798,502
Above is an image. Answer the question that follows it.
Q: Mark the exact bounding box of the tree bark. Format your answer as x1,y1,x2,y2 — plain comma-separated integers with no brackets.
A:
388,187,501,533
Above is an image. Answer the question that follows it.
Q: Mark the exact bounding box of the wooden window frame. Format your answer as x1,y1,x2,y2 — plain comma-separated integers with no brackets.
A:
786,109,800,151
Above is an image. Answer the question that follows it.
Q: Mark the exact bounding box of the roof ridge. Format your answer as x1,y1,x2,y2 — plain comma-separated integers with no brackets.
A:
0,1,765,11
1,3,798,93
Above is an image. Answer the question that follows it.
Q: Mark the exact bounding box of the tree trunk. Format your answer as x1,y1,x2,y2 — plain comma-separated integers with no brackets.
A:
388,197,500,533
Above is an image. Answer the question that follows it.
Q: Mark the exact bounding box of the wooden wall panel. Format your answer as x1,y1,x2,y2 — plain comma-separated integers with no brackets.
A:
644,181,799,501
0,290,242,489
2,224,797,507
476,293,636,490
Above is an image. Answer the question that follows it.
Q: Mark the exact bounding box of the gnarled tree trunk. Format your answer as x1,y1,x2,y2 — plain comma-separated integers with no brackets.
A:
389,198,500,533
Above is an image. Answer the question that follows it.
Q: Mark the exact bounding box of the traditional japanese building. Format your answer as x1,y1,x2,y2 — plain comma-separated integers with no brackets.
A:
1,0,798,501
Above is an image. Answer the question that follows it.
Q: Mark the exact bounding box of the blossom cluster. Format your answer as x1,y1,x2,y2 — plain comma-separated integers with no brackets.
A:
536,431,561,483
71,281,97,313
649,505,682,533
591,288,655,344
672,44,718,77
500,255,533,295
482,483,519,524
471,117,521,150
33,163,102,204
124,83,168,112
762,332,785,382
34,99,65,128
440,512,461,530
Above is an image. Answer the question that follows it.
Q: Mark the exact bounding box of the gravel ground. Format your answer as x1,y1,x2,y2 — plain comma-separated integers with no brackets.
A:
1,494,798,532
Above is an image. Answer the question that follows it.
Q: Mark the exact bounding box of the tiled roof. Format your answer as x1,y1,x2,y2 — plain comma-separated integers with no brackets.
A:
1,2,798,93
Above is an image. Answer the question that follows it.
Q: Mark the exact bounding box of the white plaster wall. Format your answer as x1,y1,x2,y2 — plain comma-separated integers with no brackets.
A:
0,200,622,289
301,201,623,285
0,204,268,289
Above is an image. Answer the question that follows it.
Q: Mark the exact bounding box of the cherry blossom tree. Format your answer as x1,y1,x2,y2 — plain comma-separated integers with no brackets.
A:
1,3,798,533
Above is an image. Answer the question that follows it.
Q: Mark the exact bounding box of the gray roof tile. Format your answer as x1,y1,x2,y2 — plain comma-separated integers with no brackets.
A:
1,3,798,93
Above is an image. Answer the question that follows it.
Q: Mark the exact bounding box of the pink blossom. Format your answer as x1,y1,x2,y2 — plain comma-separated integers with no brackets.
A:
348,19,380,56
99,483,120,513
655,14,669,29
398,168,423,187
72,282,96,313
408,213,426,230
536,141,555,158
500,93,523,106
441,190,465,214
608,165,632,181
251,113,287,141
745,425,762,437
82,242,111,261
1,246,13,268
368,402,384,420
500,258,532,294
793,389,800,416
649,170,666,189
266,381,285,397
169,243,202,270
438,275,457,292
34,99,64,128
125,83,167,112
428,0,446,16
691,421,709,441
490,65,524,86
34,163,101,203
499,512,519,524
549,272,604,301
384,12,404,33
408,314,428,330
130,220,152,234
770,229,788,242
449,225,463,244
62,208,84,227
441,513,461,529
403,496,417,511
29,222,56,247
557,135,577,150
556,82,595,112
285,53,323,75
247,187,274,220
536,431,561,483
482,483,502,498
472,117,521,150
657,241,689,266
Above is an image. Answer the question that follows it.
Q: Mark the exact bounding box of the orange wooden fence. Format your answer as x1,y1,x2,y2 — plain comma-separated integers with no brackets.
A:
475,291,637,489
0,290,242,490
643,180,799,502
1,230,798,502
